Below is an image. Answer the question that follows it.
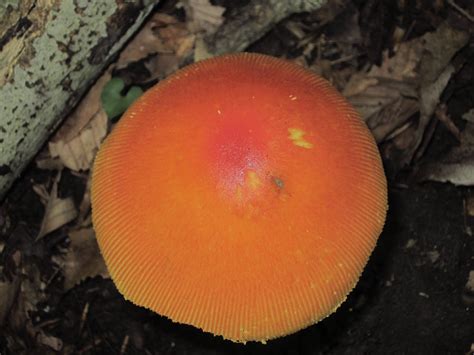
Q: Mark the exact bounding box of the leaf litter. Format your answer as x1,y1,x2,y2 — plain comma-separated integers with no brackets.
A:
1,1,473,353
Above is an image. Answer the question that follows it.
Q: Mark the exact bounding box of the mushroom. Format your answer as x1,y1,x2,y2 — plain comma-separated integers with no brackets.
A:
91,53,387,343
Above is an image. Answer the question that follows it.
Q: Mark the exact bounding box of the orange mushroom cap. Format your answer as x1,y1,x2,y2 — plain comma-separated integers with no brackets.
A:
91,53,387,343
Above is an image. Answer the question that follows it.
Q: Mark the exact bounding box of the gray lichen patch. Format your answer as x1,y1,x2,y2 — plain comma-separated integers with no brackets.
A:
0,0,157,199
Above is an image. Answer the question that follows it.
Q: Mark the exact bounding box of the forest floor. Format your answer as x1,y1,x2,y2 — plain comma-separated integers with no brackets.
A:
1,0,473,354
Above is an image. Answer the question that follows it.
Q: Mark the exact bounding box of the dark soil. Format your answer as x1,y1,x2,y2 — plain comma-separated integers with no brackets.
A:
4,180,471,354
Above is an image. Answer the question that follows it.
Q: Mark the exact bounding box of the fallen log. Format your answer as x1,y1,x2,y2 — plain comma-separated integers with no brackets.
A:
0,0,158,200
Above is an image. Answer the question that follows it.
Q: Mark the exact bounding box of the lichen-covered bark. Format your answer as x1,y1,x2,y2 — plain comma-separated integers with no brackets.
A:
0,0,158,200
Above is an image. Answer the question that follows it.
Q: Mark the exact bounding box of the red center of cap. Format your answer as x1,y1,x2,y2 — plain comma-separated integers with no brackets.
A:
209,113,267,199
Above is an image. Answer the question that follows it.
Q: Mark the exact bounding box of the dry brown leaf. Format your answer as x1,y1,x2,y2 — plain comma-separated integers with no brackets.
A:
117,13,179,67
145,53,181,80
369,40,422,81
32,184,49,205
48,70,111,172
49,110,108,172
413,22,469,161
37,331,63,351
36,174,78,240
184,0,225,35
176,33,196,58
155,22,196,61
118,12,195,76
343,38,422,143
51,72,111,144
59,228,109,291
118,12,196,80
345,22,468,170
345,74,418,143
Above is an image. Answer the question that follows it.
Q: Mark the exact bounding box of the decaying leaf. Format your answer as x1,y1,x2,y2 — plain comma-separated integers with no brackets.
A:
36,331,63,352
412,22,469,161
49,111,108,172
418,109,474,186
118,12,196,81
58,228,109,291
36,174,78,240
117,13,182,67
343,38,421,143
344,22,468,170
463,108,474,123
51,72,111,144
184,0,225,35
48,72,111,172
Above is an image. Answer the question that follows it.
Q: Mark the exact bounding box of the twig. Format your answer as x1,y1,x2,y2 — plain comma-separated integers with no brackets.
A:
447,0,474,22
79,302,90,335
385,120,414,141
330,53,360,66
119,335,130,355
435,103,461,141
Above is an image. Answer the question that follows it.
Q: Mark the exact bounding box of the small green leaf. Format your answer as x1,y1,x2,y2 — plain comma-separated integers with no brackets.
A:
101,77,143,121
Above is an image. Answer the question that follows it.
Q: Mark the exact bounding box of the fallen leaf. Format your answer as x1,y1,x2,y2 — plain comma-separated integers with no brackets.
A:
413,22,469,161
59,228,109,291
184,0,225,35
36,331,63,351
345,74,418,142
48,71,111,172
343,38,421,143
144,53,180,80
463,108,474,123
37,174,78,240
345,22,469,171
117,13,180,67
176,33,196,58
49,111,108,172
418,120,474,186
51,72,111,144
193,36,213,62
118,12,195,79
369,40,422,81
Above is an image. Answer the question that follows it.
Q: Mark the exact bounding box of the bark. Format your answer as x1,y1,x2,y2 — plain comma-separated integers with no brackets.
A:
0,0,158,200
203,0,327,56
